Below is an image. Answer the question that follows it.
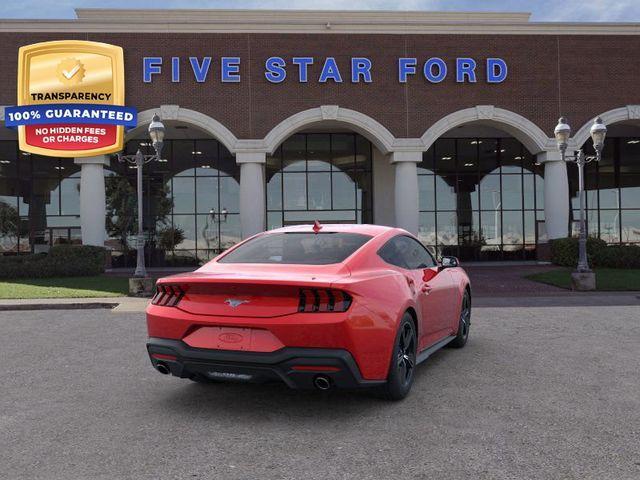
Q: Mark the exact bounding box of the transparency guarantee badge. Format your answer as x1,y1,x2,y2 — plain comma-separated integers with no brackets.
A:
5,40,136,157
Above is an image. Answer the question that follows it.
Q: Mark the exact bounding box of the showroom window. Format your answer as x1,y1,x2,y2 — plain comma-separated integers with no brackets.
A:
569,137,640,244
266,133,373,229
107,139,240,267
0,141,81,254
418,137,544,261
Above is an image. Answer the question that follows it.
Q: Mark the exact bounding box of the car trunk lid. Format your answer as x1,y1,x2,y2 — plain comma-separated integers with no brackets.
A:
160,263,351,317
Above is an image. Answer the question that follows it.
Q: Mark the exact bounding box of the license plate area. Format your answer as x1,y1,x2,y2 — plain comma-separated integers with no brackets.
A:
182,326,284,352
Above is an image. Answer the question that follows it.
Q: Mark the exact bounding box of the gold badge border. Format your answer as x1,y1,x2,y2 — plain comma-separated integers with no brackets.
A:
17,40,125,158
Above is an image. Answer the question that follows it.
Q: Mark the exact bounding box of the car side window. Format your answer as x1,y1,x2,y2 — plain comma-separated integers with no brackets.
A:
377,237,409,269
398,236,437,269
378,235,437,270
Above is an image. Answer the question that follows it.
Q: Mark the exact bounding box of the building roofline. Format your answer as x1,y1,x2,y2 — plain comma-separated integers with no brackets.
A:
0,9,638,35
73,9,533,24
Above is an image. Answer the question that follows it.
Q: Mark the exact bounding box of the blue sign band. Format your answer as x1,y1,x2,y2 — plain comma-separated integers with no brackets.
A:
4,104,138,128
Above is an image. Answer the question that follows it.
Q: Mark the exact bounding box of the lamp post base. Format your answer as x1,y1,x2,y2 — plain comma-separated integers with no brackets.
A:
571,271,596,291
128,277,155,297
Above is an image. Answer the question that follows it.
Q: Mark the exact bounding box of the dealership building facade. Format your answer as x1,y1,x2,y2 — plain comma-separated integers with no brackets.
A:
0,9,639,265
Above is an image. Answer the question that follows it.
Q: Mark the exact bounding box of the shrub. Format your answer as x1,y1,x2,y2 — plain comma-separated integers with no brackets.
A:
0,245,107,279
550,237,640,268
594,244,640,268
157,226,185,252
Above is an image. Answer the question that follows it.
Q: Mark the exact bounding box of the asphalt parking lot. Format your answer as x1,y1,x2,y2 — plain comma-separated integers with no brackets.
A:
1,302,639,480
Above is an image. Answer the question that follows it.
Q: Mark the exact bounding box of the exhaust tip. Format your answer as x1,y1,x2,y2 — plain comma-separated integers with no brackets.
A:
313,375,331,391
155,362,170,375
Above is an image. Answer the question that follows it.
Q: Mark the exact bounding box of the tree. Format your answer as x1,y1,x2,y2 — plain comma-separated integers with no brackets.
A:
104,176,173,252
0,201,21,251
157,226,185,252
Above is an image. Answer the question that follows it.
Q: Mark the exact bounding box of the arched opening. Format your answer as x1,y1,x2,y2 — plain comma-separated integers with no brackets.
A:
262,107,394,230
265,128,374,229
418,123,545,261
570,121,640,245
0,127,83,255
108,121,240,268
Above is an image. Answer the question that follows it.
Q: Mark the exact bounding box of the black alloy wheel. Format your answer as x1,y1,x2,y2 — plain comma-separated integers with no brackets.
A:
380,313,417,400
448,290,471,348
396,321,416,387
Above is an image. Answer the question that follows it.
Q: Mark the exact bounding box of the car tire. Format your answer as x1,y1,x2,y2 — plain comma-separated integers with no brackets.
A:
448,289,471,349
379,313,417,401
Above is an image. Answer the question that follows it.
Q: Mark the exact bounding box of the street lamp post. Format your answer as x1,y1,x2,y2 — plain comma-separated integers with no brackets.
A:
553,116,607,286
117,114,165,278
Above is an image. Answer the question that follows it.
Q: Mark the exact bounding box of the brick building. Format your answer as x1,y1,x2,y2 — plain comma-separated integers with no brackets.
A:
0,9,639,265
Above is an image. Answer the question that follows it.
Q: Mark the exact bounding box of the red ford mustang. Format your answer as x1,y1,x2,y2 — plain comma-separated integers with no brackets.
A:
146,223,471,399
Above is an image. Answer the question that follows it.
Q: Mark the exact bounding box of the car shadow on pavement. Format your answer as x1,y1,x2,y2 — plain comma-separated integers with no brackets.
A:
149,348,453,421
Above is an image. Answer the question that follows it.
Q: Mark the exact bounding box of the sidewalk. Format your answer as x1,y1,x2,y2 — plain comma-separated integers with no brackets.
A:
0,296,149,313
464,264,567,297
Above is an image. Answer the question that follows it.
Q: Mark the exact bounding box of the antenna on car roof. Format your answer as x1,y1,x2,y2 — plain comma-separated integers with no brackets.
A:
312,220,322,234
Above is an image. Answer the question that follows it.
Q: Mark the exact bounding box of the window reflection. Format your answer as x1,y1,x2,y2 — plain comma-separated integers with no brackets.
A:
172,177,195,213
107,138,240,267
0,148,84,253
436,211,457,245
599,210,620,243
621,175,640,208
283,173,307,210
569,137,640,245
435,176,456,210
266,133,372,226
418,173,435,210
332,171,356,210
196,177,219,214
502,175,523,210
480,175,501,211
419,137,542,260
308,172,332,209
621,210,640,243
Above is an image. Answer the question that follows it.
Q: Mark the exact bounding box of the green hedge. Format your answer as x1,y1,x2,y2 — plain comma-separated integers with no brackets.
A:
0,245,107,279
550,237,640,268
595,244,640,268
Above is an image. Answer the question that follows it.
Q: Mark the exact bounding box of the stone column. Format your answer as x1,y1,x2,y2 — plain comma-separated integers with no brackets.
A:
538,151,569,240
74,155,109,246
237,151,266,239
391,151,421,235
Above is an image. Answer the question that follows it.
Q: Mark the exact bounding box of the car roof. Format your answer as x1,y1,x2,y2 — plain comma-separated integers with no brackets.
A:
267,223,400,237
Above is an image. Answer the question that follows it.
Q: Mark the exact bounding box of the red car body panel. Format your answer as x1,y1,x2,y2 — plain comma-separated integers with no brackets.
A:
146,224,470,385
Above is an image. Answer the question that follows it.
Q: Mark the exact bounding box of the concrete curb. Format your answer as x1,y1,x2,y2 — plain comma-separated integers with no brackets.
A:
474,293,640,308
0,296,149,312
0,302,119,311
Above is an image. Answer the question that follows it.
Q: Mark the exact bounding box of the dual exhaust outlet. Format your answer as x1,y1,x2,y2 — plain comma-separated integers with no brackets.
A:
155,362,170,375
313,375,332,391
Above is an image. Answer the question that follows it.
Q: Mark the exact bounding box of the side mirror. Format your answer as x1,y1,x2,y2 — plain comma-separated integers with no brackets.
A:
440,256,459,269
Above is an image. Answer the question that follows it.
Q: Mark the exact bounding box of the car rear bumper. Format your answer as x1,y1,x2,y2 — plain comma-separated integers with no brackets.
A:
147,337,386,390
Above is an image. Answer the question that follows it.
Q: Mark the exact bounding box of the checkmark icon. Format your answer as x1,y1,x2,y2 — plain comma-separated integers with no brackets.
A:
62,64,80,79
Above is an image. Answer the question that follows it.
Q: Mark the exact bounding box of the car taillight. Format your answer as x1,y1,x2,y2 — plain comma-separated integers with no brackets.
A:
298,289,352,313
151,284,185,307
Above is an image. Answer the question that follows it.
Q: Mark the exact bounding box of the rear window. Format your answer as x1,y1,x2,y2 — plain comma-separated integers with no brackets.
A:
218,232,372,265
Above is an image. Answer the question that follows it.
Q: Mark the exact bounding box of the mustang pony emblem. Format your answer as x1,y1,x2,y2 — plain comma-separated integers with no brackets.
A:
224,298,250,308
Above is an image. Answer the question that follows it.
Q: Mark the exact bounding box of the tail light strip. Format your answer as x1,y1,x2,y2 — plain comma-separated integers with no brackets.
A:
298,288,352,313
151,284,186,307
